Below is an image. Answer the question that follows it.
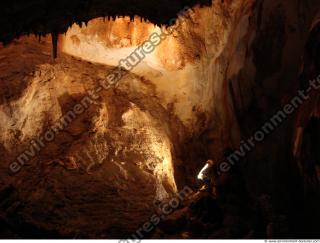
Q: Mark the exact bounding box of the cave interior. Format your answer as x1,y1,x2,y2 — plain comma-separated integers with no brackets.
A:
0,0,320,239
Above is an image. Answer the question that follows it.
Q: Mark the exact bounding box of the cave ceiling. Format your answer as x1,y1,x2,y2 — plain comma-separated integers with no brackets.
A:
0,0,212,44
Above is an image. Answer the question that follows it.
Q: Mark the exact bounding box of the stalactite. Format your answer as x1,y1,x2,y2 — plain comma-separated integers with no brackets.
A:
51,31,58,59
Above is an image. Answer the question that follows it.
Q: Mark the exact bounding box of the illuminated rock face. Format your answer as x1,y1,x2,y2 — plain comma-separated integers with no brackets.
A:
0,36,182,237
60,0,255,156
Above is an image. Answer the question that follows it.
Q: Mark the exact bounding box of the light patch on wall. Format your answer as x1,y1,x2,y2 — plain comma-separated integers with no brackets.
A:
59,16,160,67
122,103,177,199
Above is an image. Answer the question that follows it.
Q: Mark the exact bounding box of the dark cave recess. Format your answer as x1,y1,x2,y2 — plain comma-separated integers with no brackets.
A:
0,0,212,45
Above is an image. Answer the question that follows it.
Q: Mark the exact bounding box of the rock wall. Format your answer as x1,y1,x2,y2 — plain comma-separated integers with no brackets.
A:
227,0,320,237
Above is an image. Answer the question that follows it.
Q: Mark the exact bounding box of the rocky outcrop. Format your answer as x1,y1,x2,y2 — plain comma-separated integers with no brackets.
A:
0,36,184,238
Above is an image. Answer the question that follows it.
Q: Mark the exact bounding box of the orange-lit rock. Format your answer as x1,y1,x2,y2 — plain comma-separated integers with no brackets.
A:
60,0,254,152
